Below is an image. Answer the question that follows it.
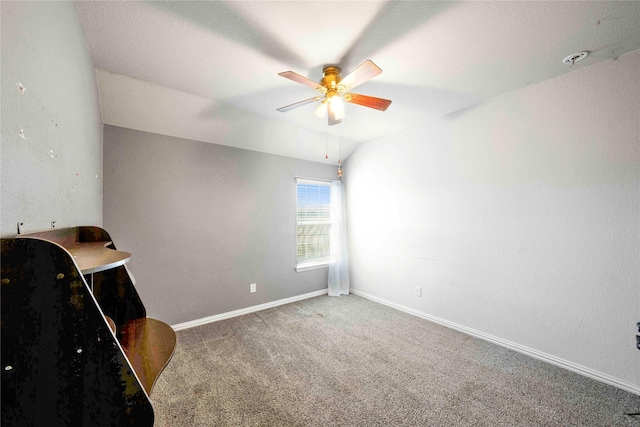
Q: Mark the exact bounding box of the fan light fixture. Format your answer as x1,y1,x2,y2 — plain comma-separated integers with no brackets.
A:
314,100,327,118
315,91,345,120
329,94,345,120
277,60,392,126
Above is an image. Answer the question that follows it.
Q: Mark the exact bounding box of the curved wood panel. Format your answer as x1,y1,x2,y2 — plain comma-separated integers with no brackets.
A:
91,265,147,331
120,318,177,395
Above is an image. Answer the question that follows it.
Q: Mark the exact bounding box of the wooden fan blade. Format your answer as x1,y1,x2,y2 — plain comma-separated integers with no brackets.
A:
328,108,342,126
344,93,392,111
339,60,382,91
278,71,323,91
276,97,318,112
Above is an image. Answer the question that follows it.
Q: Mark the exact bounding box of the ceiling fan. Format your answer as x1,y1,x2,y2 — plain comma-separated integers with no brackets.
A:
276,60,392,126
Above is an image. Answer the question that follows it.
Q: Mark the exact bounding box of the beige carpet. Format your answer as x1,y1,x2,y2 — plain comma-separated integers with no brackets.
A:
151,295,640,426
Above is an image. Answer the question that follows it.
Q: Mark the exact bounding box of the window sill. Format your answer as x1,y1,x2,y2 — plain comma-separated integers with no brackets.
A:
296,261,330,272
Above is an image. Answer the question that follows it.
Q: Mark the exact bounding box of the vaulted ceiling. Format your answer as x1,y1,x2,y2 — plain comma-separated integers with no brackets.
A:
74,1,640,164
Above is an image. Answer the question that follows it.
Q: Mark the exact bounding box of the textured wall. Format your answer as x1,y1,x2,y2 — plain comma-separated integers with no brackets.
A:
103,125,337,325
344,51,640,391
1,2,103,236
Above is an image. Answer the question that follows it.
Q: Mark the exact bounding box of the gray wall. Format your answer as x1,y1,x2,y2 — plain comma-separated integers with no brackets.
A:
1,1,103,236
344,51,640,391
103,125,337,325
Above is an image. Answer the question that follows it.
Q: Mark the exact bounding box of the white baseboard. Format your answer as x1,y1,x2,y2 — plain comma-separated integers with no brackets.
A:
171,288,329,331
350,289,640,397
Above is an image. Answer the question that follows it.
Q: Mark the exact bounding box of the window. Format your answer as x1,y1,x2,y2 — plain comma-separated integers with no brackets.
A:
296,178,331,271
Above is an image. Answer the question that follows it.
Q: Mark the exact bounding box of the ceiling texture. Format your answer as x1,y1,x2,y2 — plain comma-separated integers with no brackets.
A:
74,1,640,164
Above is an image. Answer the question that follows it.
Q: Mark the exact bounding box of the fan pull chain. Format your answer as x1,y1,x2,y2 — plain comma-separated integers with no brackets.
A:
324,120,329,159
337,131,343,178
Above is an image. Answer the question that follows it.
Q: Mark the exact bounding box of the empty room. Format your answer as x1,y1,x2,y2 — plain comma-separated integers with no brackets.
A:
1,1,639,426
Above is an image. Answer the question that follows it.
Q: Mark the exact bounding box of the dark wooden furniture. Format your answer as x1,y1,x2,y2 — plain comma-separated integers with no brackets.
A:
1,226,176,426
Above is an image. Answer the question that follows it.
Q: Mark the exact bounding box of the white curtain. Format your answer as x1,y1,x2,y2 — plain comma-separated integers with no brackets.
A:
328,180,349,296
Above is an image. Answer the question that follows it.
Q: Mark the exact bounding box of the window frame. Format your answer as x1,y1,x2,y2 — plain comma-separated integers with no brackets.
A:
295,178,332,272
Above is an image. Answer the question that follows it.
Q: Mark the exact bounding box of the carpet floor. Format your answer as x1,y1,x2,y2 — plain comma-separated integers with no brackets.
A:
151,295,640,426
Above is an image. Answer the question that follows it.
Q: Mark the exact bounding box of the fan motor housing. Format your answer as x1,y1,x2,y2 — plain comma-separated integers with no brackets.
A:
320,66,342,90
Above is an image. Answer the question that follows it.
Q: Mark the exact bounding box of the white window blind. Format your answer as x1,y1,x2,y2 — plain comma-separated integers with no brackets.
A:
296,178,331,269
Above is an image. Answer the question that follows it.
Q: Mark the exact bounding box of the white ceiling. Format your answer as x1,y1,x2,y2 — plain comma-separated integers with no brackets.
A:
74,1,640,164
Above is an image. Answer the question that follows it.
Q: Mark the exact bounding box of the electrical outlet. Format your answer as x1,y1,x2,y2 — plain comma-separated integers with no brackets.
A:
414,287,422,297
17,222,24,234
51,221,56,229
250,283,256,293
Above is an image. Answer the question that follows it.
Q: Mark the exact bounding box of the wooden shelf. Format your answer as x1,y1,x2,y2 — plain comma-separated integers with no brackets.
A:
120,318,177,395
66,241,131,274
